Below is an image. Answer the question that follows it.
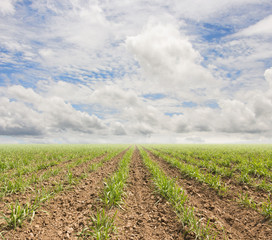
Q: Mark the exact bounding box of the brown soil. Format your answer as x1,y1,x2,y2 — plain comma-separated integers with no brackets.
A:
1,147,271,240
152,148,272,203
1,149,127,239
146,149,272,240
3,151,97,180
0,153,107,214
113,147,185,240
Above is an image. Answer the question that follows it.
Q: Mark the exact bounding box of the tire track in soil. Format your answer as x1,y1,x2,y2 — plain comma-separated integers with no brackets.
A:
146,149,272,240
1,149,128,240
113,147,184,240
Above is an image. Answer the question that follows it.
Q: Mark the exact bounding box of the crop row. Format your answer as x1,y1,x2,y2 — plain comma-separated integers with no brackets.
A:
145,147,228,195
138,147,213,239
0,145,110,174
148,145,272,192
80,146,216,239
0,145,129,232
2,145,271,239
144,145,272,219
79,147,134,239
0,145,128,198
151,144,272,180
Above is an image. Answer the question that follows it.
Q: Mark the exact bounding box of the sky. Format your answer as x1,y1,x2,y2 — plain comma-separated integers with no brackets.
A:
0,0,272,144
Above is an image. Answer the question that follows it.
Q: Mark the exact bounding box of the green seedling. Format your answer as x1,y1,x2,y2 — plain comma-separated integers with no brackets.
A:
238,192,257,209
101,149,133,208
239,171,250,184
79,209,117,240
261,197,272,219
1,177,26,195
1,201,34,229
139,147,212,239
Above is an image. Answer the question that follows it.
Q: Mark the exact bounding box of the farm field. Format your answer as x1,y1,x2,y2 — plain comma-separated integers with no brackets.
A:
0,144,272,239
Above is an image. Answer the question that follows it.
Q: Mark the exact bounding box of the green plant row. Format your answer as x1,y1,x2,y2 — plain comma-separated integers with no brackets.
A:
146,145,272,219
149,145,272,193
152,146,235,178
101,147,134,208
78,145,134,240
79,146,134,239
151,144,272,179
139,147,213,239
88,146,128,172
1,146,129,231
238,191,272,219
147,148,227,195
0,149,108,198
0,145,109,175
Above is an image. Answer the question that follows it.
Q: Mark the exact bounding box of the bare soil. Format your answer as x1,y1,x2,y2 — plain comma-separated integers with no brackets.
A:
153,148,272,206
113,147,185,240
0,153,107,213
1,147,271,240
1,150,127,239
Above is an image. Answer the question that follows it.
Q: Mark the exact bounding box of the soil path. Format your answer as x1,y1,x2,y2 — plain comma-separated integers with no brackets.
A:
146,149,272,240
1,149,128,240
114,147,184,240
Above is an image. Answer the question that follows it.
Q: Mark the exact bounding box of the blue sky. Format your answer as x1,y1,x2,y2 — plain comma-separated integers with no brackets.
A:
1,0,272,143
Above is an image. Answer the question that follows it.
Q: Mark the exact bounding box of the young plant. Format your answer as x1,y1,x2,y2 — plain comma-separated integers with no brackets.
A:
53,183,64,193
102,177,125,208
239,171,251,184
261,197,272,219
1,177,26,195
101,149,133,208
1,201,34,229
238,192,257,209
79,209,117,240
139,147,212,239
67,169,75,185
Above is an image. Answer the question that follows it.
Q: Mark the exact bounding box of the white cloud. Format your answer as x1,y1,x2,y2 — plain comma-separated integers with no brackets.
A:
1,1,272,143
217,99,257,133
0,85,106,136
165,65,272,136
0,0,16,15
0,97,43,136
47,1,110,50
126,20,219,95
91,85,139,108
236,15,272,37
3,66,272,142
111,122,127,135
170,0,271,22
264,67,272,88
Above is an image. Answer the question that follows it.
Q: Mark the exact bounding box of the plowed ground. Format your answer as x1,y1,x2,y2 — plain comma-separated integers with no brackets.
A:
1,147,271,239
145,149,272,239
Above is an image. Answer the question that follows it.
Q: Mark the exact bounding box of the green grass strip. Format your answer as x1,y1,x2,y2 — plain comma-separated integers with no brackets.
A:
139,147,214,240
79,146,134,239
78,209,117,240
89,147,127,172
101,147,134,208
0,149,110,198
148,148,228,195
1,147,128,231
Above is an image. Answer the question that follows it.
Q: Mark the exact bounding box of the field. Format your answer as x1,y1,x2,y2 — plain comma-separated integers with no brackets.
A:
0,144,271,239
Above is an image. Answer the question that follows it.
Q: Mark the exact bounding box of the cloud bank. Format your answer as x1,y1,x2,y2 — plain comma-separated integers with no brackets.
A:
0,0,272,143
